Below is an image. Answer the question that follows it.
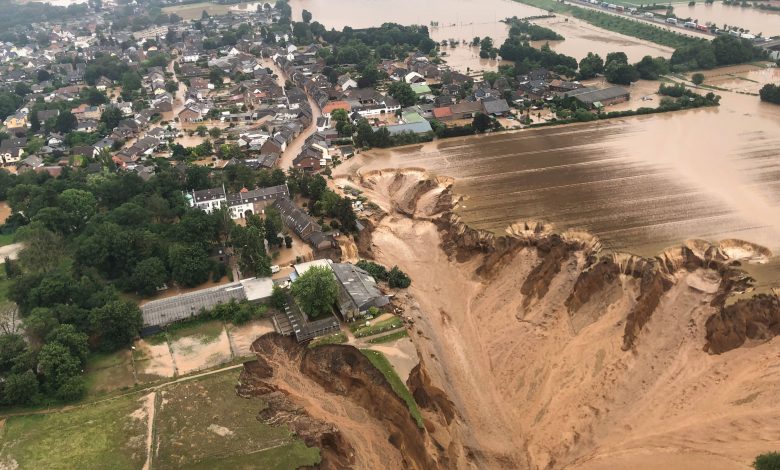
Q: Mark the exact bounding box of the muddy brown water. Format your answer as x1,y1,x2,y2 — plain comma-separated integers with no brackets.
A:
342,91,780,261
672,1,780,37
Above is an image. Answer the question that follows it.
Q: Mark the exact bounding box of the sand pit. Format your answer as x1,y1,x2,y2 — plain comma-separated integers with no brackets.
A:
133,339,175,382
169,324,232,375
227,319,275,357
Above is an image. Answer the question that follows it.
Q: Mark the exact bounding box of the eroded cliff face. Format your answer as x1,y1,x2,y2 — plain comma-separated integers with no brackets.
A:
237,333,447,470
257,169,780,470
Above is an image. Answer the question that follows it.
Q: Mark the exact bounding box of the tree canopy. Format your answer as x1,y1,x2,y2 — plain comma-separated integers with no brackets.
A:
291,266,338,319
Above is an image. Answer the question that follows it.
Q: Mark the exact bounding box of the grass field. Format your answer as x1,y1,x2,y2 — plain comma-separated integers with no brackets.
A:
0,233,15,247
83,350,136,397
361,349,424,428
154,371,320,469
166,319,225,343
352,316,404,338
308,332,348,348
367,330,409,344
0,394,148,470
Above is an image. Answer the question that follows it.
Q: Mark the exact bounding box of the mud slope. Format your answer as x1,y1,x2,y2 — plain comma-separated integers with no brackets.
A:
237,334,449,469
338,169,780,470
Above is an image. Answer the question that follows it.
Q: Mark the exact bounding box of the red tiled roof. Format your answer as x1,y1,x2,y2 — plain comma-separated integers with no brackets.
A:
322,101,351,114
432,107,453,118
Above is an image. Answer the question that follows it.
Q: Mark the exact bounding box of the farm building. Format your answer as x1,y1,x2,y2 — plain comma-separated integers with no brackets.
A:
564,86,630,109
140,278,274,330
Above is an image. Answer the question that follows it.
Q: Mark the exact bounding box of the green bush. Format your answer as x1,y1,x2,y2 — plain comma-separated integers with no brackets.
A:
754,452,780,470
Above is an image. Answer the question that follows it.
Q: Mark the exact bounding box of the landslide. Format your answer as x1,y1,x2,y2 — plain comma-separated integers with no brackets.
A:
340,168,780,470
237,333,445,470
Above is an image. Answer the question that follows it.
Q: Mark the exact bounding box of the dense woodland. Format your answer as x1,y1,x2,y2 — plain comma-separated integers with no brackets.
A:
0,163,356,407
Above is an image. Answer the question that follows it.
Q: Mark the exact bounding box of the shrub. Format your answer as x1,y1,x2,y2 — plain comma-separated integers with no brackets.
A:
754,452,780,470
691,72,705,85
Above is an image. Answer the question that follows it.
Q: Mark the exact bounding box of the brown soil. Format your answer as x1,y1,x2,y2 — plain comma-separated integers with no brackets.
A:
238,334,449,469
326,169,780,469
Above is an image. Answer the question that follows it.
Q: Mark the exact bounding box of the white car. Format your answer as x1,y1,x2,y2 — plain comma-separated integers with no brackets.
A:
271,265,280,274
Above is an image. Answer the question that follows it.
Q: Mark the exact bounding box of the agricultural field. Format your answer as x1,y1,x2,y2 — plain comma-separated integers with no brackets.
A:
0,394,149,470
154,370,320,469
161,1,233,20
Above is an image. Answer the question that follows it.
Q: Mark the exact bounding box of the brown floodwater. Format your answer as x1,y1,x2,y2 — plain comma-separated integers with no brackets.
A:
339,73,780,263
672,1,780,37
287,0,675,69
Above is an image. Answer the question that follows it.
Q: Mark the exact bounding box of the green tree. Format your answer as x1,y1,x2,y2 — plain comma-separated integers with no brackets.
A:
37,342,81,392
387,266,411,288
578,52,604,79
195,125,208,137
100,106,123,131
691,72,705,85
302,8,312,23
387,81,417,107
168,244,211,287
59,189,97,233
54,111,78,133
472,113,492,133
130,257,168,296
47,324,89,364
270,284,287,310
3,370,39,405
290,266,338,319
0,334,27,372
121,71,142,92
209,127,222,138
604,61,639,85
89,300,142,351
605,51,628,65
754,452,780,470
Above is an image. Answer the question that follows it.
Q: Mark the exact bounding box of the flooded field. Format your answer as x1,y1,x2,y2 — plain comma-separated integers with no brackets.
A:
339,69,780,263
673,1,780,37
287,0,672,69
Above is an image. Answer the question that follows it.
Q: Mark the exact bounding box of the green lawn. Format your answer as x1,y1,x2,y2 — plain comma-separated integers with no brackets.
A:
0,394,148,470
351,316,404,338
83,350,136,397
360,350,423,428
367,330,409,344
0,232,15,247
167,319,224,344
154,370,320,469
308,332,348,349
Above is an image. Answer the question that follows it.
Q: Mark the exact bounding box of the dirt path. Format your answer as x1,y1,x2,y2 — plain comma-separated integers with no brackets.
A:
0,363,244,419
140,392,157,470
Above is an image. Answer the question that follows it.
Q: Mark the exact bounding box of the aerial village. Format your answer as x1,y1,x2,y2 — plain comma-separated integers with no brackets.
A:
0,0,662,354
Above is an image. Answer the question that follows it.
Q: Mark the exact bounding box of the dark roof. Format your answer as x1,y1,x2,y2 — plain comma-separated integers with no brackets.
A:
192,187,226,202
274,197,320,239
226,184,289,206
332,263,389,312
564,86,630,105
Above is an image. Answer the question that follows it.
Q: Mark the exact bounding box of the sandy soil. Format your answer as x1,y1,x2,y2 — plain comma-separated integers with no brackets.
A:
250,338,412,469
0,202,10,224
170,328,233,375
133,339,175,381
227,319,275,357
344,169,780,469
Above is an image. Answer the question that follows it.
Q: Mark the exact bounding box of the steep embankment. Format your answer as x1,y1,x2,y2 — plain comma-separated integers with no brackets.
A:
340,169,780,469
237,334,450,469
